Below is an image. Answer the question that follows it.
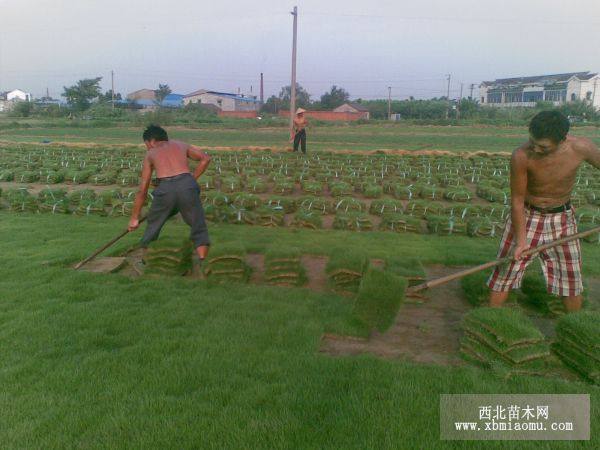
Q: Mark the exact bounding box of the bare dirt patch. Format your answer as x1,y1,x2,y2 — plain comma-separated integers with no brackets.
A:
320,264,472,366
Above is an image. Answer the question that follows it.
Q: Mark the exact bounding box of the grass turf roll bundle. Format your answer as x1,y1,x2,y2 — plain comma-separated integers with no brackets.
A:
144,237,193,277
6,188,38,212
299,196,331,214
379,213,422,233
301,180,323,195
247,177,268,193
225,206,258,225
264,196,296,213
42,170,65,184
460,272,518,307
352,267,407,333
553,311,600,384
369,198,404,216
444,187,472,202
291,210,323,229
74,199,108,216
232,193,261,210
204,191,230,207
65,169,93,184
68,189,96,205
255,206,285,227
0,169,14,182
576,208,600,224
363,184,383,199
426,215,467,235
392,184,415,200
418,184,445,201
273,179,295,194
333,197,365,213
405,200,443,218
264,247,307,287
466,217,500,238
332,212,373,231
329,181,354,197
326,250,369,294
220,176,243,193
460,307,552,375
578,223,600,244
202,242,251,283
16,171,40,183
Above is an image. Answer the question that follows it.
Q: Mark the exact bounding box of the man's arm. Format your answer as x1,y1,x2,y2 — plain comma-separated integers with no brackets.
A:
510,148,528,260
187,145,211,178
578,137,600,169
128,156,152,231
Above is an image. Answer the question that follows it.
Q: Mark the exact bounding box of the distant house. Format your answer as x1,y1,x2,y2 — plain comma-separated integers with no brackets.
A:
7,89,32,102
183,89,260,112
333,102,370,120
125,89,184,109
480,71,600,109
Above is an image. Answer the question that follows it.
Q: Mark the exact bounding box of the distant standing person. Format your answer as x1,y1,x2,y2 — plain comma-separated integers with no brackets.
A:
488,110,600,312
292,108,308,154
128,124,211,264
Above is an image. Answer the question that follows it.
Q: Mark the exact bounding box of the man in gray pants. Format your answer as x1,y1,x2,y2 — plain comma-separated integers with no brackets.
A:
128,124,211,262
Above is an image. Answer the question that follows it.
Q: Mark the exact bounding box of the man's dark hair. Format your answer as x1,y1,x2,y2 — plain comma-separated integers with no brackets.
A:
142,124,168,142
528,110,569,143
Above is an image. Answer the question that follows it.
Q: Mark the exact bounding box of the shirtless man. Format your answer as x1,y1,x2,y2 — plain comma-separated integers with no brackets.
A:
488,110,600,312
292,108,308,154
128,124,211,262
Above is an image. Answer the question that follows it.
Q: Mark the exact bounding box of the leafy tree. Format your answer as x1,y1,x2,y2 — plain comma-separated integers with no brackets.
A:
558,99,597,120
278,83,311,110
154,84,172,105
100,90,122,102
62,77,102,111
319,85,350,109
261,95,281,114
8,101,34,118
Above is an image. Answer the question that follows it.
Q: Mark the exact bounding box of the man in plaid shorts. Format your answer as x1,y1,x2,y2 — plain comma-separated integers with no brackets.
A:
488,111,600,312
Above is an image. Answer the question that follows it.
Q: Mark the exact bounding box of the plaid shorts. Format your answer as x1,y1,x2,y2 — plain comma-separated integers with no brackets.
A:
487,206,583,297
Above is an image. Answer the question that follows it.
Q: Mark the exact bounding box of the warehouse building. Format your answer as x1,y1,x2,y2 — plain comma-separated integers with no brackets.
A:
183,90,260,112
480,71,600,109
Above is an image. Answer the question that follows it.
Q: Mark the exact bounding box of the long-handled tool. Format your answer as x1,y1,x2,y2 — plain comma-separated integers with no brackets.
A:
407,224,600,294
73,216,147,270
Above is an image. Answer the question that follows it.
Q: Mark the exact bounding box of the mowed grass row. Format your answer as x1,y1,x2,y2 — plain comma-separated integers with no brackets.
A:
2,122,600,152
0,213,598,449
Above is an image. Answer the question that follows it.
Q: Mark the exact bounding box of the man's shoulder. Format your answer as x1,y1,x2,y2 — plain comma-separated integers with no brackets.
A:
567,135,595,152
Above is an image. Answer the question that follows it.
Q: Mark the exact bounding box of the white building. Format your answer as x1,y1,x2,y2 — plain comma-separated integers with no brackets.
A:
183,89,259,112
7,89,32,102
480,72,600,109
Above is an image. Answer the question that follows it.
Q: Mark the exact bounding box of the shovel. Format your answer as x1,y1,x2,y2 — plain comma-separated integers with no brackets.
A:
406,224,600,295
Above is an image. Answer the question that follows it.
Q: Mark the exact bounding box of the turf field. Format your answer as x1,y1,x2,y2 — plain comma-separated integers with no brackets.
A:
0,121,599,448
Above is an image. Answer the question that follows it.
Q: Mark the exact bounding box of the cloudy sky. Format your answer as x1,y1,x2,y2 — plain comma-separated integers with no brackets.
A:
1,0,600,100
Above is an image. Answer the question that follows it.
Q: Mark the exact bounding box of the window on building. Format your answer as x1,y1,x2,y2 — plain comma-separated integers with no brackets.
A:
523,91,544,102
487,93,502,103
571,93,577,101
544,90,567,102
481,96,485,103
586,91,593,100
505,91,523,103
217,99,222,106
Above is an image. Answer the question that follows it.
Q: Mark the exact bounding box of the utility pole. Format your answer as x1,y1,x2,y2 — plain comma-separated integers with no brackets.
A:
469,83,475,100
111,70,115,108
457,83,463,120
289,6,298,136
593,78,598,109
445,74,451,119
260,72,264,105
387,86,392,120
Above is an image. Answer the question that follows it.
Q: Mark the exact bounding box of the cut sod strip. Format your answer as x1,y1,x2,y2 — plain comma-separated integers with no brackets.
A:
460,308,552,375
202,242,251,283
326,250,369,294
352,267,407,333
553,311,600,384
264,247,307,287
144,238,193,277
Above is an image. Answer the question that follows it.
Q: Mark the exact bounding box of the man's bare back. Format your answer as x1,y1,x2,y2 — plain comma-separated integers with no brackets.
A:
147,140,192,179
514,135,600,208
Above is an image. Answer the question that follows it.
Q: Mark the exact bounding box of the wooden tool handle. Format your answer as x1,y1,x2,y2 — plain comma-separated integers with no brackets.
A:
406,224,600,294
73,216,147,270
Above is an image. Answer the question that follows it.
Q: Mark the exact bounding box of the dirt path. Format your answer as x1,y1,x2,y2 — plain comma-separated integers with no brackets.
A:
320,265,472,366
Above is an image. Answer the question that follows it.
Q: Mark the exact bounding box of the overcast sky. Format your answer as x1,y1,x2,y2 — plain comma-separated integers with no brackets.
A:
1,0,600,100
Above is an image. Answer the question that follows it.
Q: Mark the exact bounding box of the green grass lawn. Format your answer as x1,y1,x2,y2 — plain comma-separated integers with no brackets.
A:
2,121,600,152
0,212,598,448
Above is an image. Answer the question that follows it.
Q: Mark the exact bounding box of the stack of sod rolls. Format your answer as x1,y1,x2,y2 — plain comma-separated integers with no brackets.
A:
144,238,193,277
202,242,251,283
460,308,552,376
553,311,599,384
264,247,307,287
332,212,373,231
326,250,369,294
352,267,407,333
291,210,322,229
